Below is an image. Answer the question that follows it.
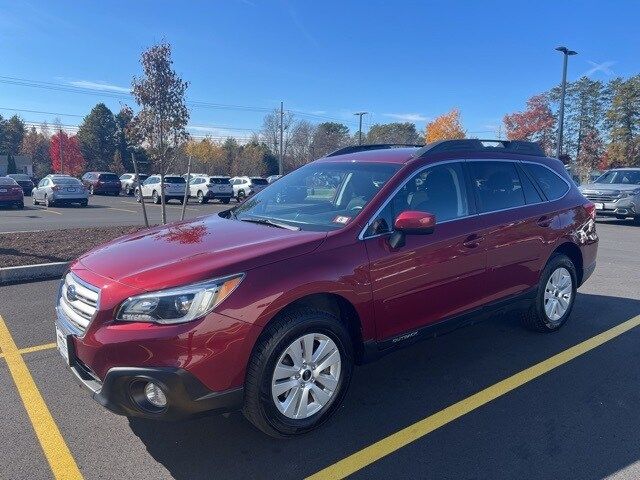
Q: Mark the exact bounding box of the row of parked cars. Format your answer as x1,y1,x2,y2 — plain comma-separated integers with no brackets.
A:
0,171,281,209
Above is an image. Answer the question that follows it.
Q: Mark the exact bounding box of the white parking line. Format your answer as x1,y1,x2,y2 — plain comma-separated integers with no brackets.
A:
107,207,137,213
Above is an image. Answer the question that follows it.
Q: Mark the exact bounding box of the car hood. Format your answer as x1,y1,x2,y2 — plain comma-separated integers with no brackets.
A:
580,183,640,193
78,215,327,291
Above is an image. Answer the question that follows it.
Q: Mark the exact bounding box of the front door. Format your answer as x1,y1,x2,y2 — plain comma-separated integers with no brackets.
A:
363,161,487,341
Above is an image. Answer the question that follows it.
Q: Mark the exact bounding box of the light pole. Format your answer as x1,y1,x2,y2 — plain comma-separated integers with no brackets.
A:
354,112,368,145
555,46,577,159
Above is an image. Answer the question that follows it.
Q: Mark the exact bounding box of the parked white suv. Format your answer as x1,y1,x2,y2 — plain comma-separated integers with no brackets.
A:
135,174,187,204
120,173,149,195
188,175,233,204
230,176,269,202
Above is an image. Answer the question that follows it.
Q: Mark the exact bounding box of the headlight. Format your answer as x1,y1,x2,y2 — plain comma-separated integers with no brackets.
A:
116,274,244,324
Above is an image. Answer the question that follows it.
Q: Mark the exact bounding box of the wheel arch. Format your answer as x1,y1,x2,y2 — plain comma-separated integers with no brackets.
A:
550,241,584,285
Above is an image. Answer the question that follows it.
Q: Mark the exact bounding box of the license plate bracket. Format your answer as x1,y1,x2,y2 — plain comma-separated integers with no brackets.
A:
55,325,73,365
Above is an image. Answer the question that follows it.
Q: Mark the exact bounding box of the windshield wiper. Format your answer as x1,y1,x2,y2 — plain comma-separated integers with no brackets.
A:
239,217,300,231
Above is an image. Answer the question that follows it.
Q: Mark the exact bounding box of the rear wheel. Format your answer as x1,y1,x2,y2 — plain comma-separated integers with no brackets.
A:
90,185,95,195
135,189,142,203
243,309,353,437
45,195,53,208
152,191,160,204
237,190,246,202
32,195,38,206
16,201,24,209
522,254,577,332
197,191,206,204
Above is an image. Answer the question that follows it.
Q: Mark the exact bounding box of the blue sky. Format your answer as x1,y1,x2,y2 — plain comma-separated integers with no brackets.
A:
0,0,638,141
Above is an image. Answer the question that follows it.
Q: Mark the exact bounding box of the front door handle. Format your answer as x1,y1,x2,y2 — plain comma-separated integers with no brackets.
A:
462,234,484,249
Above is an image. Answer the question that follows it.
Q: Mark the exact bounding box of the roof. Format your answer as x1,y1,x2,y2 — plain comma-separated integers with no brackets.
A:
316,147,421,164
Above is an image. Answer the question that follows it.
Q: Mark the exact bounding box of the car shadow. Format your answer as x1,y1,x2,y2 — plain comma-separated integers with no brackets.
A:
128,293,640,480
596,218,639,227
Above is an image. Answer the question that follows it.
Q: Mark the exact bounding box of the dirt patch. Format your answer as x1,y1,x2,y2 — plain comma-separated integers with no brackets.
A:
0,226,146,268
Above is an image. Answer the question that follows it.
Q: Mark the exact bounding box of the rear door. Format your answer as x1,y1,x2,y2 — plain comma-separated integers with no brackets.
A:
467,160,550,303
363,161,488,341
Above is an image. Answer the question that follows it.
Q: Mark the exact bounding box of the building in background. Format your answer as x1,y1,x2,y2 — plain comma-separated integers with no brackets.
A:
0,155,33,176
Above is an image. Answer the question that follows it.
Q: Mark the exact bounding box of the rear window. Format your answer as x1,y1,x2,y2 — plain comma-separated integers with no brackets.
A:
524,164,569,201
0,177,18,185
209,177,230,184
8,174,30,181
53,178,82,186
99,173,120,181
250,178,268,185
164,176,186,184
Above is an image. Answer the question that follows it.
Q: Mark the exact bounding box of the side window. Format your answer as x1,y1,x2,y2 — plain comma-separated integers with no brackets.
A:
524,163,569,201
517,164,543,204
365,162,469,236
469,161,526,213
38,179,47,187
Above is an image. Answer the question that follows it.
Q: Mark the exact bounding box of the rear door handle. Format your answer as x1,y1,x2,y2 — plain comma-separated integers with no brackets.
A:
537,216,552,227
462,234,484,249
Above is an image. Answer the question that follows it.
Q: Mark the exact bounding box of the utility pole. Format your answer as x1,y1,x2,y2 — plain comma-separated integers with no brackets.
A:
354,112,368,145
555,46,577,159
279,101,284,175
59,128,64,174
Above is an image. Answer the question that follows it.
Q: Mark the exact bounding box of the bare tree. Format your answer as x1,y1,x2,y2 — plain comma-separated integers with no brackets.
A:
261,108,295,160
288,119,316,169
131,42,190,224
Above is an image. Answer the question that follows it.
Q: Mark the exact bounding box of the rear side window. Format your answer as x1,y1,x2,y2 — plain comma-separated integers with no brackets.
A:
524,164,569,201
517,165,544,204
469,161,525,212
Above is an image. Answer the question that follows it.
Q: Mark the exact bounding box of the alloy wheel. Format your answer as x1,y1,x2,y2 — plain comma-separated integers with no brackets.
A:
544,267,573,323
271,333,341,420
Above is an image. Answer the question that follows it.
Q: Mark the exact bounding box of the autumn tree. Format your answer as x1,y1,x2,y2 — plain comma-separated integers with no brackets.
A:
231,140,276,176
425,109,465,143
20,126,51,177
367,122,422,144
311,122,351,157
184,137,228,174
50,131,85,176
605,75,640,167
576,129,604,181
77,103,117,171
131,42,190,224
503,95,556,155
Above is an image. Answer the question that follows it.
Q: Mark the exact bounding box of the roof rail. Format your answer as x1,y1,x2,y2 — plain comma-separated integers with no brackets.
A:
325,143,425,157
413,139,545,158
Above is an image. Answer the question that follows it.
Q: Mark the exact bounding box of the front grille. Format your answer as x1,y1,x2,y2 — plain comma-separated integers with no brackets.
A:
583,193,621,203
58,273,100,335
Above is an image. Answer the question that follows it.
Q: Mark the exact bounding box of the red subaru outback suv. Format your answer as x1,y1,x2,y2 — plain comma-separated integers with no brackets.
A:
56,140,598,437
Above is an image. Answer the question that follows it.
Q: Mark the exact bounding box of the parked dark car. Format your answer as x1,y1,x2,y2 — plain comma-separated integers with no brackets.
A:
56,140,598,437
81,172,121,195
6,173,34,196
0,176,25,208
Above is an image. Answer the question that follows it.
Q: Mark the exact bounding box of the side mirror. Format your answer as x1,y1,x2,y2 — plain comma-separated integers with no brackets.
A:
389,211,436,249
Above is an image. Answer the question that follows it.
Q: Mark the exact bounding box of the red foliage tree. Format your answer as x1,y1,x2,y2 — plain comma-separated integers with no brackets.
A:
50,131,86,176
503,94,556,155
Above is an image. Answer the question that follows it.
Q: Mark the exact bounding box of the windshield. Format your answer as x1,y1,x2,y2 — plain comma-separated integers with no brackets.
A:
8,174,30,181
231,162,400,231
595,170,640,185
0,177,18,185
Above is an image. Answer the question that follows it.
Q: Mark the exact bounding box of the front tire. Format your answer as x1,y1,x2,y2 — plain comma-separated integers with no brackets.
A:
197,191,207,204
243,309,353,438
45,195,53,208
522,254,577,332
152,191,160,204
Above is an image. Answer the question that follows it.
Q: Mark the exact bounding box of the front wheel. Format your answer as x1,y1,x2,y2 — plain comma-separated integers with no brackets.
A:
45,195,53,208
522,254,577,332
152,191,160,204
197,191,206,204
243,309,353,437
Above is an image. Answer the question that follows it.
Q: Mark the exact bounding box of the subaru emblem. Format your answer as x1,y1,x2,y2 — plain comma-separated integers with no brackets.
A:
66,284,77,302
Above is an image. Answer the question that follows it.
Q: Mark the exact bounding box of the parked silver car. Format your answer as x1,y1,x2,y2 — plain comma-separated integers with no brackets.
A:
119,173,149,195
579,168,640,223
32,175,89,207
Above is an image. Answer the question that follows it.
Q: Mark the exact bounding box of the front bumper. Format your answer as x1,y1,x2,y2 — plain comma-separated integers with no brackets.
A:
589,198,638,218
205,190,233,199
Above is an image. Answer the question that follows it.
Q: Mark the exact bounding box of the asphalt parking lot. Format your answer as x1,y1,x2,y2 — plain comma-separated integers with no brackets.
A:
0,219,639,480
0,194,230,233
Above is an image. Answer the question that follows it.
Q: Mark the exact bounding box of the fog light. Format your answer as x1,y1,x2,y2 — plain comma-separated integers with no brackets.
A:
144,382,167,408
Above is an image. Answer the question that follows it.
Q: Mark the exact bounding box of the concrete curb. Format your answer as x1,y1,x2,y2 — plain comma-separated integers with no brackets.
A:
0,262,68,286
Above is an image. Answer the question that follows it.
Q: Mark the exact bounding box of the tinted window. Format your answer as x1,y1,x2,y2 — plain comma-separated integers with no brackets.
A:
524,164,569,201
53,178,82,186
594,169,640,185
0,177,18,185
99,173,119,181
164,176,186,184
8,174,30,181
367,162,469,235
120,174,131,180
470,161,526,212
251,178,269,185
210,177,230,184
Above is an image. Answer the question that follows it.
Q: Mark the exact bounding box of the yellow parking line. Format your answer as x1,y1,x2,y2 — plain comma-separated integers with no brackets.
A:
307,314,640,480
0,342,56,359
0,316,82,479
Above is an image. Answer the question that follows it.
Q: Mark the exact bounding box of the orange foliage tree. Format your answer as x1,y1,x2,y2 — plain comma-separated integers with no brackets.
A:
425,108,466,143
503,94,556,155
50,131,86,176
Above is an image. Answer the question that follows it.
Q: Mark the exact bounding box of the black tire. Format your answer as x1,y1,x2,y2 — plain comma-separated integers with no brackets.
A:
45,195,53,208
222,198,231,204
197,191,206,204
125,186,131,196
243,309,354,438
16,201,24,209
113,191,119,197
80,200,88,207
32,196,38,206
152,191,160,204
237,190,246,202
135,190,142,203
90,185,95,195
522,254,577,332
633,216,640,226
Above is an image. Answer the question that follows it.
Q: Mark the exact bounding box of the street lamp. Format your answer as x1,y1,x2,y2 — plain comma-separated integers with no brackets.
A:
354,112,368,145
555,46,577,159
